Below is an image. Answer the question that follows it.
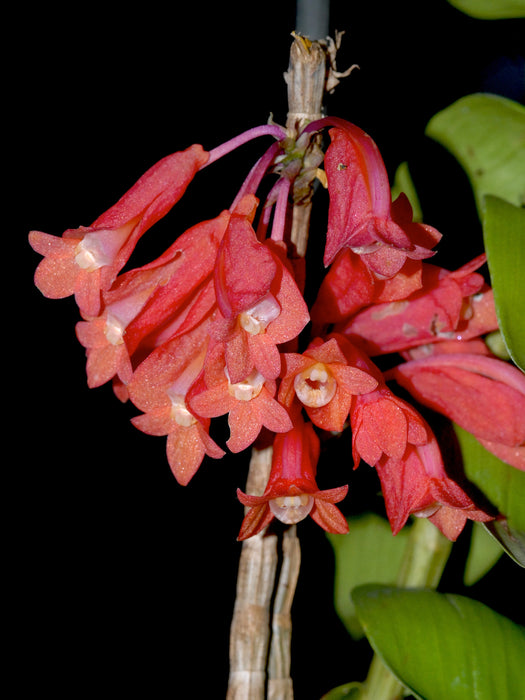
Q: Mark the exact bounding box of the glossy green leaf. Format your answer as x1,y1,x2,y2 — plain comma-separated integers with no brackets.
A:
483,519,525,568
353,585,525,700
464,522,503,585
454,423,525,534
482,195,525,371
426,94,525,213
446,0,525,18
326,513,409,638
391,161,423,222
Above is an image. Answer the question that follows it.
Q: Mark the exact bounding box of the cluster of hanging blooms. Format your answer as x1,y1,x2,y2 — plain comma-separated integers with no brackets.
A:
29,114,525,543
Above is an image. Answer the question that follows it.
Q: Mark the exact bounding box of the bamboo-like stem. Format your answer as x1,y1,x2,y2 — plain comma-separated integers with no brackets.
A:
264,35,327,698
267,527,301,700
360,517,454,700
284,35,327,258
227,31,335,700
227,447,277,700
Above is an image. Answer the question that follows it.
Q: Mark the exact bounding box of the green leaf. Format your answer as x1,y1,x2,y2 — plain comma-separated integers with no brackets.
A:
426,94,525,213
483,519,525,568
353,585,525,700
391,161,423,222
446,0,525,18
454,423,525,534
326,513,409,638
321,682,363,699
464,522,503,585
482,195,525,371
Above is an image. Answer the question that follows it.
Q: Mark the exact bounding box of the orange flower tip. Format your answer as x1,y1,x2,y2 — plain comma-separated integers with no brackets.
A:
294,363,337,408
269,494,314,524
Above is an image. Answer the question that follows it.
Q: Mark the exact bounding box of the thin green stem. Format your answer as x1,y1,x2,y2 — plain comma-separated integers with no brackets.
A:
396,516,454,590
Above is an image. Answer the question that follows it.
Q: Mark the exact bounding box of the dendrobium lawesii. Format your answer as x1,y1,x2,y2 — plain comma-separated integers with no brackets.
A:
210,193,309,384
389,353,525,471
279,334,378,432
29,145,209,318
375,432,495,541
237,410,349,540
311,117,442,274
30,113,524,542
339,254,498,356
75,211,229,388
127,319,225,485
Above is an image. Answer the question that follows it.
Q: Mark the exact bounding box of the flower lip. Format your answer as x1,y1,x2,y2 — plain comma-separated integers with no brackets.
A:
75,233,112,271
294,362,337,407
269,494,314,524
73,221,137,273
238,293,281,335
168,391,197,427
225,367,266,401
104,312,126,345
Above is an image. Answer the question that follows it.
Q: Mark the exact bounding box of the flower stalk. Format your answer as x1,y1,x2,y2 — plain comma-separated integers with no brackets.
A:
227,447,278,699
226,32,332,698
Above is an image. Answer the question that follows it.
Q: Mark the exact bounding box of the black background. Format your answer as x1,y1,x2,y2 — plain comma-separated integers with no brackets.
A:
12,1,525,696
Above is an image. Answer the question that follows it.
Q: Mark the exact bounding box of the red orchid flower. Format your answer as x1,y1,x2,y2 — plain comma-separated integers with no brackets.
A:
376,433,495,541
75,211,229,388
310,247,425,332
390,352,525,471
350,385,430,469
278,334,378,432
127,319,224,485
211,194,309,383
340,254,498,356
29,144,208,317
236,411,349,540
188,342,292,453
316,118,441,274
323,338,430,468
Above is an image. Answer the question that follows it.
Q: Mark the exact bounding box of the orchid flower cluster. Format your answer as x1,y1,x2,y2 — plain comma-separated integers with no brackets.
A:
29,115,525,543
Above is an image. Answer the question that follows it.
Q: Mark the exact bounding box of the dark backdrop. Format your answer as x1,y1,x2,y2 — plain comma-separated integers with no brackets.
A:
12,1,524,696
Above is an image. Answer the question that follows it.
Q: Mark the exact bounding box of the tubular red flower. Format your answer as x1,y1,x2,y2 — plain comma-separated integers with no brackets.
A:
211,196,309,383
305,118,441,273
350,386,430,468
237,412,349,540
188,343,292,453
341,255,498,356
390,353,525,470
75,211,228,388
214,195,275,319
29,144,209,317
279,334,378,432
120,211,229,357
310,249,426,334
376,433,495,540
127,319,224,485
